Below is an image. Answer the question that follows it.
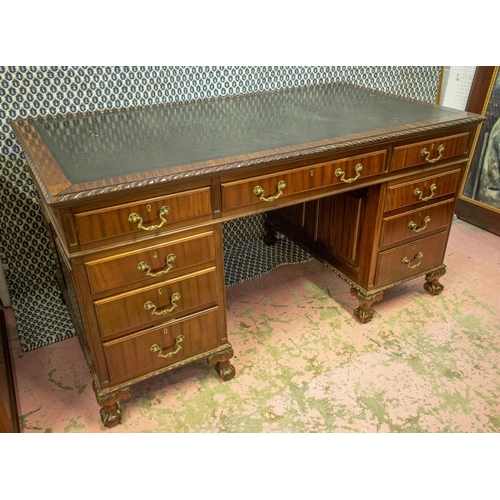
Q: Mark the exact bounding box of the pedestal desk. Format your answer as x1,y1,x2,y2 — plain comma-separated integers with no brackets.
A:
11,83,483,428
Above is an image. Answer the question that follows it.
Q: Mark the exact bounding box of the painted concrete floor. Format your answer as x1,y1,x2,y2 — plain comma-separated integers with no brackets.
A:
6,219,500,433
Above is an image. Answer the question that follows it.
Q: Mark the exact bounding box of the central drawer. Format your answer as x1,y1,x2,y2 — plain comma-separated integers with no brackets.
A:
222,150,386,211
103,306,223,385
94,267,219,339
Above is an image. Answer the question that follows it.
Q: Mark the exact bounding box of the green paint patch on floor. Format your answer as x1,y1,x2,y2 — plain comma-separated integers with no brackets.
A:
48,368,74,391
319,306,342,321
63,418,86,432
488,415,500,428
356,392,390,429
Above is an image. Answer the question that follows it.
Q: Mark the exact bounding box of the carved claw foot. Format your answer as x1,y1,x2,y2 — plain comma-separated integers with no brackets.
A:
207,347,236,381
350,288,383,324
424,267,446,295
93,381,131,428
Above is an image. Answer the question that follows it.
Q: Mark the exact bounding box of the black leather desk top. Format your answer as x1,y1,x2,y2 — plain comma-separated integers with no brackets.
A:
11,82,482,205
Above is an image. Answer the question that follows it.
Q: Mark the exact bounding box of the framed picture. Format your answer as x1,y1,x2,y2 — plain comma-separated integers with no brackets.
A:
456,66,500,236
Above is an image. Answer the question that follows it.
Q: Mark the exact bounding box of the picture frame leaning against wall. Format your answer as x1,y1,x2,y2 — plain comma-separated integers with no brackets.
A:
457,66,500,236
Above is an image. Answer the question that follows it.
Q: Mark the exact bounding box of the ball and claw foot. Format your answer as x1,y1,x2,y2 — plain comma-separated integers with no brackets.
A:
207,347,236,381
350,288,384,324
100,406,123,428
93,381,131,428
424,267,446,295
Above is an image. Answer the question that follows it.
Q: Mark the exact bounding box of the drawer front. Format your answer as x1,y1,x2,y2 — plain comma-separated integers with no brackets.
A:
103,307,223,384
222,150,386,211
385,168,461,212
95,267,219,339
75,187,213,245
380,199,455,248
85,230,216,294
374,231,448,287
391,132,470,171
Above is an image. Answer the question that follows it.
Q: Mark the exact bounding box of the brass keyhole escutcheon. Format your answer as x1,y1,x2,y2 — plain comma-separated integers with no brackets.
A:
158,288,162,295
147,204,152,212
310,169,315,177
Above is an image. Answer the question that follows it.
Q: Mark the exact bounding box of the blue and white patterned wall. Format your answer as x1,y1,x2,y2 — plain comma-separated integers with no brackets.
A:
0,66,442,350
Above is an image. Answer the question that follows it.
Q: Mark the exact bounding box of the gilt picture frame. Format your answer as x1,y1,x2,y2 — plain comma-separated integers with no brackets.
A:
456,66,500,236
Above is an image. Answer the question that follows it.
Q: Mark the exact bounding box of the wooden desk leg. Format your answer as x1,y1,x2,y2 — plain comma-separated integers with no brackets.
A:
207,347,236,381
350,288,384,324
424,266,446,295
93,381,131,428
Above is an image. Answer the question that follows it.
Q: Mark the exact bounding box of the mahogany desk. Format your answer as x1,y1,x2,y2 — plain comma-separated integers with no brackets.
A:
11,83,483,427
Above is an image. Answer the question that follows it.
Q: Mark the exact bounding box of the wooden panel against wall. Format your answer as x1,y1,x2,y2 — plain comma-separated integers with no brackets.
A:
0,304,20,433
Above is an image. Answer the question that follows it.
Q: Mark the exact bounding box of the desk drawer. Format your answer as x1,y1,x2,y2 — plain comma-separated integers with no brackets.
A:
380,199,455,248
75,187,213,245
391,132,470,171
103,307,222,385
374,232,448,287
222,150,386,211
85,231,216,294
95,267,219,339
385,168,461,212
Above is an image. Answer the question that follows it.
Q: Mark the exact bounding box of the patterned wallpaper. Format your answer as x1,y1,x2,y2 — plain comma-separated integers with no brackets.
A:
0,66,442,350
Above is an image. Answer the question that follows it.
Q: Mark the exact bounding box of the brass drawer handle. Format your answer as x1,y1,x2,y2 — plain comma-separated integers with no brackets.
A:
402,251,424,269
137,253,176,277
408,216,431,233
414,183,436,202
128,205,170,231
421,144,444,164
150,335,185,359
253,180,286,202
335,163,362,183
144,292,181,316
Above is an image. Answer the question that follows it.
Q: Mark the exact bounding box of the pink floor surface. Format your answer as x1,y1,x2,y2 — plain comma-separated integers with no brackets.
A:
5,219,500,433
